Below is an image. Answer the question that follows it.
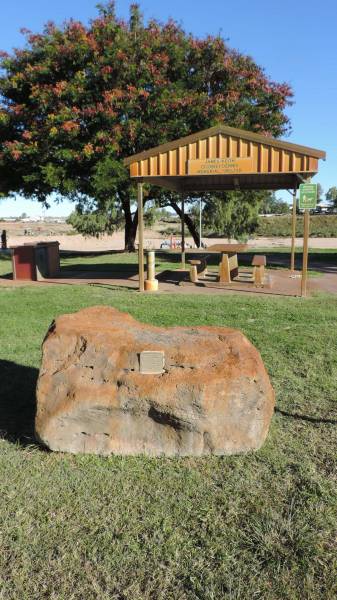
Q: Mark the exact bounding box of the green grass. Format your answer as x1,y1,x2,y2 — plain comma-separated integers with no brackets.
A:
60,249,182,275
0,282,336,599
0,250,182,279
2,246,336,281
0,253,12,277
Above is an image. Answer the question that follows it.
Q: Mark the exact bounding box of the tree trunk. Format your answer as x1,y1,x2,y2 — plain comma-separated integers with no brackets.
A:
124,216,138,252
122,200,138,252
123,195,200,251
169,200,200,247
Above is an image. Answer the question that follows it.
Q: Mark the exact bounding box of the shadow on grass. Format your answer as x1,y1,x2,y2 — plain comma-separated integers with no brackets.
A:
0,249,328,283
157,270,187,285
0,360,38,444
87,283,138,292
185,251,337,274
275,407,337,425
59,262,139,279
60,249,123,258
0,253,12,278
244,251,337,274
58,253,181,280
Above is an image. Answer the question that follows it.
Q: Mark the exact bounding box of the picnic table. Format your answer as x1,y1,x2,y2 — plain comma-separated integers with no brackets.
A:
191,244,248,283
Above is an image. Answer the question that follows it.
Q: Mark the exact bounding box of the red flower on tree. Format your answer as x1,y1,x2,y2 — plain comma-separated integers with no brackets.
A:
0,2,293,250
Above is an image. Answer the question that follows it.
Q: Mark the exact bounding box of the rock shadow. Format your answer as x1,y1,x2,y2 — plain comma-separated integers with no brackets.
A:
0,360,38,444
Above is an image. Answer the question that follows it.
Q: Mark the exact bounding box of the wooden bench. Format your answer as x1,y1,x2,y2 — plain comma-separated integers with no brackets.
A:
218,253,239,283
252,255,266,287
190,252,239,284
188,258,207,283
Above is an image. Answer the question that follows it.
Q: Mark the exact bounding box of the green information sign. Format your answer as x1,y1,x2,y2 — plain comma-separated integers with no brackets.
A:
299,183,317,210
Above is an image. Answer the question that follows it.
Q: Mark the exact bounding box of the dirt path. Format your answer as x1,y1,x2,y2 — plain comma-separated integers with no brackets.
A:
2,218,337,250
5,231,337,252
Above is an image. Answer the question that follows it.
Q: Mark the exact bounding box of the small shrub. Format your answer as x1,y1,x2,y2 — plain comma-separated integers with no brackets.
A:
257,215,337,237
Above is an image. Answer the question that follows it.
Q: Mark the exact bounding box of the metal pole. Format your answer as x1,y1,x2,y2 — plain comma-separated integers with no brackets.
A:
199,199,202,248
290,188,297,273
301,209,310,297
137,182,144,292
181,194,185,269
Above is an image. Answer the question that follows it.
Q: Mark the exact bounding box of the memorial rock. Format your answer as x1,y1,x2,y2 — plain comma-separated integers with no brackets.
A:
35,306,275,456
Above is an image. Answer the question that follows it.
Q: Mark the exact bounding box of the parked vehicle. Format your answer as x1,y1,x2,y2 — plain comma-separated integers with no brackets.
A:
160,239,193,249
160,240,171,249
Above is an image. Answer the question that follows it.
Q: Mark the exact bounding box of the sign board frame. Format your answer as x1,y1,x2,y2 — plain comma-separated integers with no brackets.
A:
299,183,317,210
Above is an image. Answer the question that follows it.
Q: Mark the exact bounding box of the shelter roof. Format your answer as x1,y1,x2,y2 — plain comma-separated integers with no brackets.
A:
124,124,326,192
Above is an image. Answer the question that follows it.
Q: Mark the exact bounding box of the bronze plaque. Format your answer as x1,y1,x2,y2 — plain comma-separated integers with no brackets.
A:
139,351,165,374
188,157,253,175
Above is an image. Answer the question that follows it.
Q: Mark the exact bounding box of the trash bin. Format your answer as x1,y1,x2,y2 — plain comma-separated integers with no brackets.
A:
12,245,37,280
44,241,60,277
12,241,60,280
28,242,60,280
34,243,50,280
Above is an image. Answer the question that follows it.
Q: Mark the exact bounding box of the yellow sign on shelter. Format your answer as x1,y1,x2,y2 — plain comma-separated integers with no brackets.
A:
188,157,253,175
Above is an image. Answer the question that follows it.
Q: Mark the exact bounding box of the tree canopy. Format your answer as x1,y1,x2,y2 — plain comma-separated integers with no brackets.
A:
0,1,293,249
326,187,337,208
258,192,290,215
316,183,324,203
198,191,263,240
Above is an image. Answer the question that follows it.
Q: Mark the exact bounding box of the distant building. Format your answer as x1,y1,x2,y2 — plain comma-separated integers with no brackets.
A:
315,202,334,214
21,216,44,222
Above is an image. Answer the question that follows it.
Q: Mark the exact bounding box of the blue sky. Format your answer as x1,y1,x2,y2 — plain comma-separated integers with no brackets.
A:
0,0,336,216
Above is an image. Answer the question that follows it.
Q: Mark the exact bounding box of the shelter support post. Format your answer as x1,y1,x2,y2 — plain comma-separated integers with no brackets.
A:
137,182,144,292
199,199,202,248
301,209,310,297
290,188,297,272
181,194,185,269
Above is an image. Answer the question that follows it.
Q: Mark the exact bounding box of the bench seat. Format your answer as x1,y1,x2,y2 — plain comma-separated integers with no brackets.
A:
252,255,267,286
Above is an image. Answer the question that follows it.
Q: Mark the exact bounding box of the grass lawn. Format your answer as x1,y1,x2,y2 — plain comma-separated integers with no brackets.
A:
60,246,334,279
1,247,337,280
0,266,336,598
59,247,337,277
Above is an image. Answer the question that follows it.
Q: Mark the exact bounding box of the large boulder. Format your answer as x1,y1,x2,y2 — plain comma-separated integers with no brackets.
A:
35,306,274,456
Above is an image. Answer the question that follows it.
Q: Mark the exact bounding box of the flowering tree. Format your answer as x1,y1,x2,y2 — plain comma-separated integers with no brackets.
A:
0,2,292,250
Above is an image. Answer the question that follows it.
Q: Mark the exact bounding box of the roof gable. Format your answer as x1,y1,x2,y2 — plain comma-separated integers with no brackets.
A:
124,124,326,165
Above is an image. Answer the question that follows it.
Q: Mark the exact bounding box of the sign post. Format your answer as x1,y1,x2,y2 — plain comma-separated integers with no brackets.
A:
137,182,144,292
181,194,185,270
299,183,317,297
290,188,297,273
